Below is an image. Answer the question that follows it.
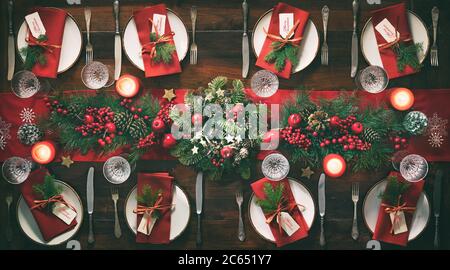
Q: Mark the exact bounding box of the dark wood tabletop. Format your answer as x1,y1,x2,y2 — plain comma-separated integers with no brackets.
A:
0,0,449,250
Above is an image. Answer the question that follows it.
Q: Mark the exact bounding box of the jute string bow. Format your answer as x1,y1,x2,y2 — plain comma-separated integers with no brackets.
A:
377,17,412,51
31,194,75,212
133,193,173,235
141,18,175,60
264,20,302,51
265,196,305,234
381,195,416,234
26,37,61,54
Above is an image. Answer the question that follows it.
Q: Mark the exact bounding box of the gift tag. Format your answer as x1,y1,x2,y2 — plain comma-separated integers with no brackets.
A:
52,202,77,225
25,12,46,38
279,13,294,39
375,18,400,43
389,211,408,235
276,211,300,236
151,14,166,35
137,213,157,235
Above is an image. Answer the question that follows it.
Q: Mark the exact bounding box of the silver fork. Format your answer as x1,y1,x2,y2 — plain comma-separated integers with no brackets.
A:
321,5,329,66
351,182,359,240
190,6,198,65
111,187,122,238
430,7,439,67
5,193,13,242
235,189,245,241
84,7,93,64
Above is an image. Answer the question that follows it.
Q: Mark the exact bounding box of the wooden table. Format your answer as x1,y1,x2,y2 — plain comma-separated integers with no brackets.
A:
0,0,449,250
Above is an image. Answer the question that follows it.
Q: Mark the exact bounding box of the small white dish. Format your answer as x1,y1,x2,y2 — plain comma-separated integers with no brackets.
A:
362,179,430,241
124,184,190,241
123,9,189,71
252,9,319,73
17,180,83,246
17,8,83,74
361,10,429,67
249,178,315,242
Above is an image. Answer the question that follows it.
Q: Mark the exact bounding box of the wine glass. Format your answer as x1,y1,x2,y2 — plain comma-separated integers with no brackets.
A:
261,153,290,181
11,70,40,98
2,156,32,184
400,154,428,182
355,65,389,94
81,61,109,89
251,70,279,98
103,156,131,184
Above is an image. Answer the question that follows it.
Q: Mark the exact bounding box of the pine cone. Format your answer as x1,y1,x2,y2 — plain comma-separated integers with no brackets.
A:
362,127,380,143
307,110,329,131
114,111,134,132
67,103,83,118
17,124,43,145
129,118,148,140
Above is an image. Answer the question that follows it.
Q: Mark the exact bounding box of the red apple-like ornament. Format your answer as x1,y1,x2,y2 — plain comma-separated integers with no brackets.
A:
152,118,166,133
84,114,94,124
288,113,302,127
220,146,234,159
262,129,279,150
191,113,203,125
105,122,116,133
162,133,176,149
330,116,340,127
351,122,364,134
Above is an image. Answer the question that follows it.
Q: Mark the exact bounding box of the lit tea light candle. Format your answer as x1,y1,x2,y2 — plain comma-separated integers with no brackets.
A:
31,141,56,165
115,74,141,98
390,88,414,111
323,154,346,178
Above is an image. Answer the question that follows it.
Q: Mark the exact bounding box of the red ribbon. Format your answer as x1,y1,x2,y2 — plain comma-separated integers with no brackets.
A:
377,17,412,51
263,20,302,51
382,196,416,234
31,194,75,211
26,37,61,54
133,193,173,235
141,18,175,61
265,196,305,234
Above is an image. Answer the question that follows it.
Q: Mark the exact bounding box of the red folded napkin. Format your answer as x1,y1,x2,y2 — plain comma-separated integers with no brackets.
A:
251,177,309,247
136,172,174,244
26,7,67,78
133,4,181,78
371,3,418,79
373,171,424,246
255,2,309,79
20,168,77,242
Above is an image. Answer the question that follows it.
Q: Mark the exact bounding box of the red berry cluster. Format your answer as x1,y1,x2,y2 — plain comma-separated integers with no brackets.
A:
331,115,357,134
119,98,150,120
390,135,409,150
137,132,157,149
44,97,68,115
211,157,225,167
280,126,312,149
74,107,116,147
156,101,174,126
320,134,371,151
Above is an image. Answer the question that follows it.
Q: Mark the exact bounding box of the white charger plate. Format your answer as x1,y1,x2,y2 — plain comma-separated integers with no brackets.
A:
252,10,319,73
361,11,429,67
123,9,189,71
249,178,315,242
17,180,83,246
17,8,83,74
124,184,190,241
363,179,430,241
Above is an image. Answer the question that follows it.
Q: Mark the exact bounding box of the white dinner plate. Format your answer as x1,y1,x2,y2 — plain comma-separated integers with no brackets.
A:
363,179,430,241
123,9,189,71
17,180,84,246
252,9,319,73
124,184,190,241
17,8,83,74
249,178,315,242
361,11,429,67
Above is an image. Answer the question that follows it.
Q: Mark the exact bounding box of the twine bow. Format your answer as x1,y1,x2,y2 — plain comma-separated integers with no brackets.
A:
382,195,416,234
26,37,61,54
133,193,173,235
31,194,74,211
377,17,412,51
263,20,302,51
265,197,305,234
141,18,175,60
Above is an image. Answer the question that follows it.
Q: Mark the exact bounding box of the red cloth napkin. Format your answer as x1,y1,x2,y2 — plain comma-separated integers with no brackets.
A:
26,7,67,78
372,171,424,246
255,2,309,79
20,168,77,242
371,3,418,79
251,178,309,247
133,4,181,78
136,172,174,244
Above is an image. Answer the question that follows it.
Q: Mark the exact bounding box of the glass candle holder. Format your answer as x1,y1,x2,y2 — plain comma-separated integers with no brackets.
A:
251,70,279,98
2,157,32,184
11,70,40,98
103,156,131,184
355,65,389,94
400,154,428,182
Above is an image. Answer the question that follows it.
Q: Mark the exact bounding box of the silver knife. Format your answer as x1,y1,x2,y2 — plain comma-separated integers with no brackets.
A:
350,0,359,78
7,0,15,81
318,173,326,247
196,171,203,246
113,0,122,80
433,169,443,249
241,0,249,78
87,167,95,244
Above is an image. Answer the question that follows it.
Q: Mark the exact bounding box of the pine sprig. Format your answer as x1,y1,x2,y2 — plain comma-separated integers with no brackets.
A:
150,33,176,64
264,43,299,72
19,34,48,70
379,175,410,205
137,185,162,218
32,174,63,203
257,182,285,213
393,42,423,72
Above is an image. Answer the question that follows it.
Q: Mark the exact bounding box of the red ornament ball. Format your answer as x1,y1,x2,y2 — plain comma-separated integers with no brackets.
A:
84,114,94,123
262,130,279,150
162,133,177,149
220,146,234,159
351,122,364,134
105,122,116,133
288,113,302,128
330,116,341,127
191,113,203,125
152,118,166,133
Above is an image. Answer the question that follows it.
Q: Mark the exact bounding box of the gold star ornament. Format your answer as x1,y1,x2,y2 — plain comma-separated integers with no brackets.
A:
61,156,74,168
163,89,176,101
301,166,314,179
